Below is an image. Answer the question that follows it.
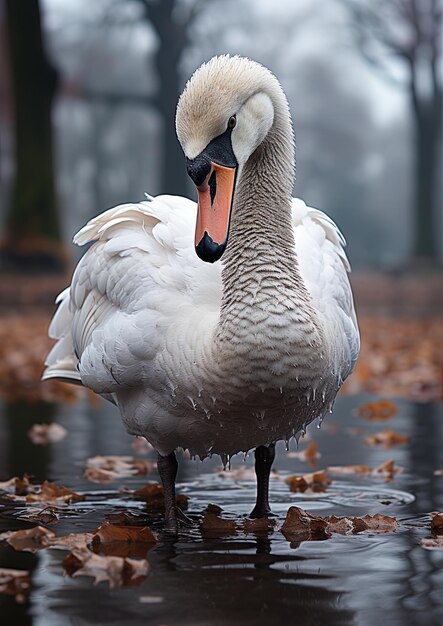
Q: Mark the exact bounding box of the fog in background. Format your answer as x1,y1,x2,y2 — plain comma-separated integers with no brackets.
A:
0,0,442,268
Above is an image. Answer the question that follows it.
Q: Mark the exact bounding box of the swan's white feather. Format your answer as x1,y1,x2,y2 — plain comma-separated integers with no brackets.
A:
43,194,359,456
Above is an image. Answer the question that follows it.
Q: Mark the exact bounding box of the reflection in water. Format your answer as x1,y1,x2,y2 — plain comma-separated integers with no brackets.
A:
0,395,442,626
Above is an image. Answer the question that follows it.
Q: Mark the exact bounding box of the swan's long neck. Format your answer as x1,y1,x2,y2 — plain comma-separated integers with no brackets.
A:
212,88,324,389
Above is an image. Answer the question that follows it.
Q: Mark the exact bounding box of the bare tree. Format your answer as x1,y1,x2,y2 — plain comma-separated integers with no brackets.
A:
3,0,62,271
135,0,206,196
341,0,442,262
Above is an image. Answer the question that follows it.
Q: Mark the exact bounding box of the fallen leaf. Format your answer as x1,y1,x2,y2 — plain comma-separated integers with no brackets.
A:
327,464,372,477
365,429,410,449
287,441,320,467
47,532,94,551
431,513,443,535
85,456,154,483
281,506,330,543
373,459,401,481
420,536,443,550
358,513,398,533
63,547,149,588
0,567,31,603
91,522,156,558
132,483,188,512
242,517,276,534
357,400,398,421
0,475,31,495
285,470,332,493
204,503,223,515
20,506,60,525
25,481,84,505
28,423,67,445
0,526,56,553
327,459,400,482
200,512,237,536
106,511,149,526
281,507,397,545
434,469,443,476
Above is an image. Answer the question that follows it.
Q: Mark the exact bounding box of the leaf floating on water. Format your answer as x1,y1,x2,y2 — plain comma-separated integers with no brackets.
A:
420,537,443,550
357,400,398,421
365,429,410,449
285,470,332,493
242,517,276,534
84,456,154,483
0,567,31,603
132,483,188,512
281,507,330,543
0,475,31,495
63,547,149,588
25,481,84,505
204,503,223,515
91,522,156,558
287,441,320,467
200,512,237,536
106,511,149,527
47,532,94,551
0,526,56,553
431,513,443,535
18,506,60,525
28,423,67,445
327,459,400,482
327,464,372,476
281,507,398,545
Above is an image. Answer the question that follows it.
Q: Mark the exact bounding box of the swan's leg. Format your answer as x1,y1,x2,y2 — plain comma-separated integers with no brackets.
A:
157,451,179,531
250,443,276,518
157,451,194,531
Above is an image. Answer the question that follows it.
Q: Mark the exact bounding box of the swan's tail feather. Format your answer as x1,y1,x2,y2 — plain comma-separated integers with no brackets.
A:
42,288,82,386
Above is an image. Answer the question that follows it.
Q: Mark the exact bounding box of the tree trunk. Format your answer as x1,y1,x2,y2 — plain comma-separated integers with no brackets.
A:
146,0,190,197
155,46,189,196
412,89,442,263
2,0,62,272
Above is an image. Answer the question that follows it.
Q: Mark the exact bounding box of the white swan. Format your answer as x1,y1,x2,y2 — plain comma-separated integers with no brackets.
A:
43,56,359,528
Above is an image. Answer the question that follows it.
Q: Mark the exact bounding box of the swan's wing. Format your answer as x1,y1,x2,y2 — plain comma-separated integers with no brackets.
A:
43,195,222,392
291,198,360,381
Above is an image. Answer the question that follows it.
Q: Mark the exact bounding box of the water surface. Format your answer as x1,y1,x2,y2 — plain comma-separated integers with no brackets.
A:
0,394,442,626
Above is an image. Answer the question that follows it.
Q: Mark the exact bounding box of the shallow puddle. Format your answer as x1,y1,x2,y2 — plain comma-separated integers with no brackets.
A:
0,394,442,626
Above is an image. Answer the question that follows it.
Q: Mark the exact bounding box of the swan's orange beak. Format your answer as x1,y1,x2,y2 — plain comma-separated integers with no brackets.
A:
195,163,237,263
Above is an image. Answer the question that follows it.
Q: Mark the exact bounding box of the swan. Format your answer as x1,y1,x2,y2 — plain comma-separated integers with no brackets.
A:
43,55,359,529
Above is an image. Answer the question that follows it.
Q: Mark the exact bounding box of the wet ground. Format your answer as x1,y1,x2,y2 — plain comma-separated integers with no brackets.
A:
0,393,442,626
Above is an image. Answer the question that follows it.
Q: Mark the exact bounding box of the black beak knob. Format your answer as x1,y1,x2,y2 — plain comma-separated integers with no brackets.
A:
186,154,211,187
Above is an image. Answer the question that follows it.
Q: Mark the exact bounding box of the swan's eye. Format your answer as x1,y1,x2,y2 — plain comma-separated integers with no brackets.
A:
227,115,236,130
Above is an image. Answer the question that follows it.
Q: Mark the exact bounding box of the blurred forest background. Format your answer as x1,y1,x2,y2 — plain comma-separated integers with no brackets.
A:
0,0,441,272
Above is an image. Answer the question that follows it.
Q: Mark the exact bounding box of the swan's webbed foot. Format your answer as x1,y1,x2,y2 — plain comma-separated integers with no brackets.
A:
249,443,276,518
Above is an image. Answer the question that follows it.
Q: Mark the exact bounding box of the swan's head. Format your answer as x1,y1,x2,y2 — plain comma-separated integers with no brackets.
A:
176,55,281,263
